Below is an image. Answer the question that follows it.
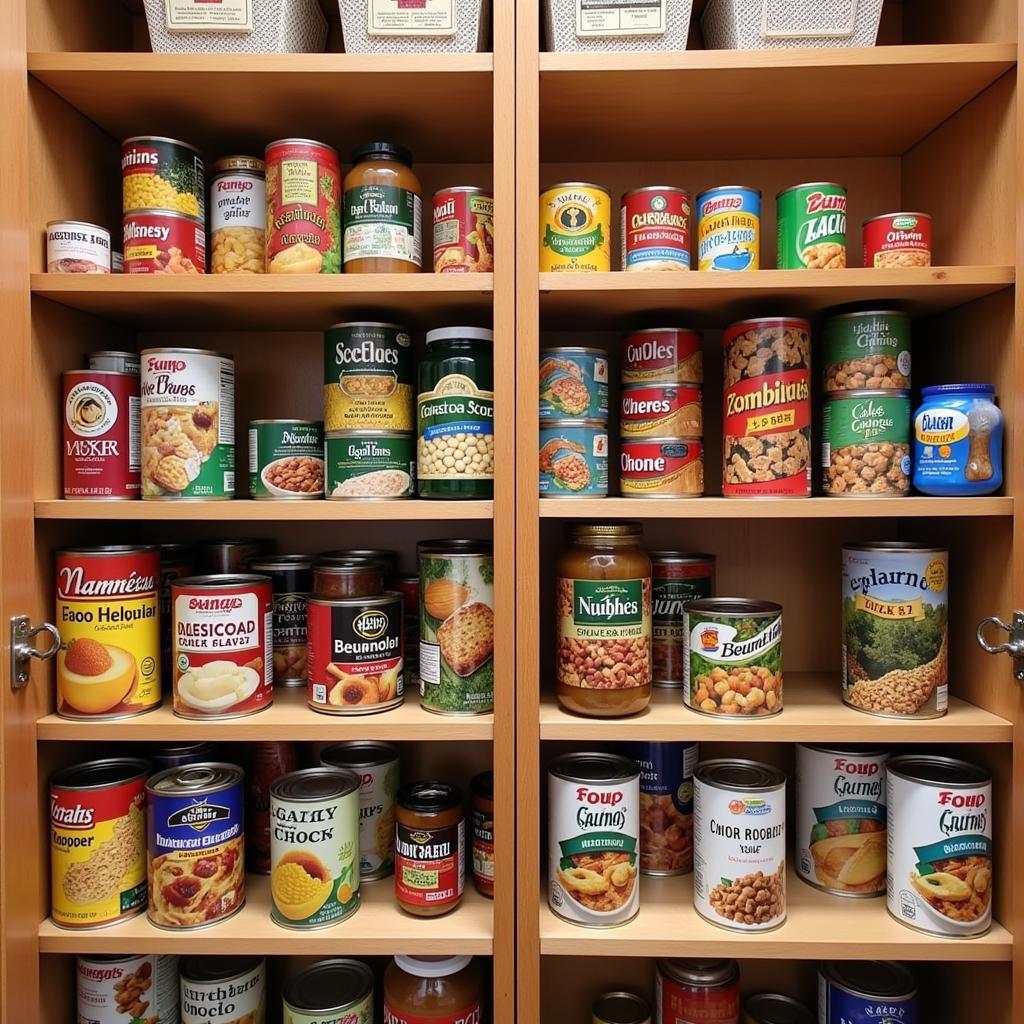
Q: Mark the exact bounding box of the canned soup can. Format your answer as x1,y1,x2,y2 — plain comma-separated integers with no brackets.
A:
249,419,324,499
621,186,692,272
622,328,703,386
283,960,374,1024
78,954,179,1024
89,350,140,375
47,220,111,273
655,958,740,1024
819,961,917,1024
180,956,265,1024
146,763,245,929
540,182,611,272
123,209,206,275
621,383,702,439
651,552,715,687
886,755,992,938
539,420,609,497
548,752,640,927
743,994,813,1024
539,346,609,420
697,185,760,271
693,759,786,932
326,430,415,500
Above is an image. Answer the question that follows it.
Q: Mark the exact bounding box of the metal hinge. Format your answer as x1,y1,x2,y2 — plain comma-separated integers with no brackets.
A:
977,611,1024,684
9,615,61,690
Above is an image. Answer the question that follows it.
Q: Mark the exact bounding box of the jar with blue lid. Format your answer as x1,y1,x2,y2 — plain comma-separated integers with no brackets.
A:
912,384,1003,496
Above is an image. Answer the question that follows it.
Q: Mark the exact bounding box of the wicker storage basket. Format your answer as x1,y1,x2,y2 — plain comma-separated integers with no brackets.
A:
339,0,488,53
143,0,327,53
544,0,693,53
702,0,883,50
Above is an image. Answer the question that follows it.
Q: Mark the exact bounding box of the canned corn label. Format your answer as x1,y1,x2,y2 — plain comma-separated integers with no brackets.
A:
697,187,760,271
540,185,611,272
417,374,495,481
777,184,847,270
122,137,204,219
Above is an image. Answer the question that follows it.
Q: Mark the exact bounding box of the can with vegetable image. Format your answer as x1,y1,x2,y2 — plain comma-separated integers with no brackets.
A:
122,136,204,219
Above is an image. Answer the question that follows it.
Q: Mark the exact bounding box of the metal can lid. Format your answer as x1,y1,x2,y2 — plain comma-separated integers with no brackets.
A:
283,959,374,1014
320,548,397,569
549,752,640,785
820,961,916,1002
150,741,218,758
649,551,716,565
266,137,339,156
57,544,157,558
695,758,785,793
697,185,761,201
321,741,399,770
426,326,493,346
248,555,314,572
51,757,150,791
47,220,110,234
685,597,780,617
434,186,491,198
622,185,689,201
542,181,611,196
540,345,608,358
271,767,359,803
213,155,265,175
566,521,642,540
843,541,946,555
174,573,271,590
776,181,845,199
863,211,931,226
540,419,608,430
417,539,493,558
886,754,989,788
657,958,739,988
726,316,812,333
398,780,462,814
147,762,244,796
180,955,264,986
593,991,651,1024
123,135,202,155
743,993,814,1024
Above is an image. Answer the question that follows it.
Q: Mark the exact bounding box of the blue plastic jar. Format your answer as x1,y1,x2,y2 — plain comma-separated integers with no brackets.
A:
912,384,1003,496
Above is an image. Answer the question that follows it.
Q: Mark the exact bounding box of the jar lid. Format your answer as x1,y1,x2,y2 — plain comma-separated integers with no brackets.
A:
426,327,494,346
398,780,462,813
394,955,472,978
213,155,265,174
921,383,994,397
566,522,642,539
352,141,413,167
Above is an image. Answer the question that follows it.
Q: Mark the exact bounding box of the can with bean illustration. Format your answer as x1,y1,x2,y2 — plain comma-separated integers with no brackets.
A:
249,419,324,499
209,155,266,275
822,391,911,497
539,420,608,497
823,311,911,392
539,346,609,421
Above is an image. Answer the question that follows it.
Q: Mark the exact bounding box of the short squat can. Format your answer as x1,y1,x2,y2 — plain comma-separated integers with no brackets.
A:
539,420,609,497
620,186,691,272
819,961,917,1024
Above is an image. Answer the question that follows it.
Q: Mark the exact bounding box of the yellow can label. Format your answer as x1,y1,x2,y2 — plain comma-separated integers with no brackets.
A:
540,185,611,272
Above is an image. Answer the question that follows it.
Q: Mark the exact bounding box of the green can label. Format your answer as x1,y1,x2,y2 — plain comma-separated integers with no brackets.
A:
326,431,415,499
343,184,422,267
823,392,912,497
777,184,847,269
417,374,495,483
824,312,911,392
249,419,324,498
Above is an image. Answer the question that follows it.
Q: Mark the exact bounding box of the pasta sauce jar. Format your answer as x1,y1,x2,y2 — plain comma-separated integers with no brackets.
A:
655,958,740,1024
470,770,495,897
383,955,484,1024
395,781,465,917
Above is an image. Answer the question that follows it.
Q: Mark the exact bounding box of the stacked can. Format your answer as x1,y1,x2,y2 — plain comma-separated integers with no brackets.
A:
619,328,704,497
538,347,609,497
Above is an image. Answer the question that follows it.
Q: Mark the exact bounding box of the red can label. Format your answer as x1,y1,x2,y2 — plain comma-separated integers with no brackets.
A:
723,318,812,497
385,1004,482,1024
621,384,703,438
863,212,932,268
622,328,703,385
395,819,465,911
123,210,205,274
171,577,273,717
620,439,704,497
656,967,740,1024
63,370,140,499
621,188,692,271
433,188,494,273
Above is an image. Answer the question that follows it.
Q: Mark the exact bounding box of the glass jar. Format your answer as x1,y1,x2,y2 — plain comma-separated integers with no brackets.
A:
417,328,495,500
395,781,465,916
383,955,484,1023
470,770,494,898
343,142,423,273
556,523,652,717
312,559,383,599
319,548,399,578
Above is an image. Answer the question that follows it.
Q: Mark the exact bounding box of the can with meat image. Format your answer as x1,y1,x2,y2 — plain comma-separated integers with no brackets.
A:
47,220,111,273
539,346,609,421
123,209,206,275
433,186,494,273
77,953,179,1023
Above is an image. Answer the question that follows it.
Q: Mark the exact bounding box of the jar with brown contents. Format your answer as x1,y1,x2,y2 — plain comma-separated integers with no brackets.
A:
470,770,494,898
312,559,383,599
395,781,465,916
383,955,484,1024
556,523,652,717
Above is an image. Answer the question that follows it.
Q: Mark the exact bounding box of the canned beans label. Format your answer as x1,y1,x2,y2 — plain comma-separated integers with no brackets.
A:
539,422,609,496
621,189,692,271
621,384,702,438
210,170,266,275
620,439,704,497
777,184,847,269
249,421,325,498
865,213,932,268
622,329,703,385
181,960,264,1023
539,349,609,420
122,137,203,218
123,211,205,275
417,373,495,481
540,185,611,272
823,393,911,497
824,312,911,392
78,955,179,1023
434,189,494,273
697,186,760,271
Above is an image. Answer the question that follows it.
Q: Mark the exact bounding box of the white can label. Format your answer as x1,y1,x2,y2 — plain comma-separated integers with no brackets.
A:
181,961,266,1023
165,0,253,31
577,0,666,37
211,173,266,233
368,0,457,36
47,223,111,274
78,955,179,1024
354,760,399,878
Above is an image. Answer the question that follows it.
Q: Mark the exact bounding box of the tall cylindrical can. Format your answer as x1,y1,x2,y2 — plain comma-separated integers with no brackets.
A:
248,555,313,685
776,182,847,269
77,954,179,1023
650,553,715,687
122,135,204,218
180,956,266,1024
245,740,299,875
697,185,760,271
433,186,494,273
620,186,692,272
209,155,266,275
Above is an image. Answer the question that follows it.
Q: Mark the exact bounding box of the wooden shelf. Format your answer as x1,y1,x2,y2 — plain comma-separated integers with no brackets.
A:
28,52,494,162
539,870,1012,960
539,267,1014,327
538,496,1014,519
539,44,1017,161
539,675,1012,743
36,499,494,521
37,686,493,741
30,274,494,329
39,875,493,955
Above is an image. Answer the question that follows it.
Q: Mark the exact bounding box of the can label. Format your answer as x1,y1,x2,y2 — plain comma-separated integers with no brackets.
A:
819,975,916,1024
433,188,494,273
344,183,422,267
326,432,416,499
540,185,611,272
248,420,324,499
472,804,495,889
141,349,235,499
539,349,609,420
621,188,691,271
56,548,160,719
656,966,740,1024
270,588,310,685
247,742,299,873
77,955,179,1023
210,170,266,275
395,819,465,910
181,960,265,1024
51,775,147,927
697,186,760,271
351,759,399,879
539,422,609,497
652,559,714,686
864,213,931,268
384,1003,482,1024
621,384,702,438
172,579,273,717
122,137,204,218
123,210,206,274
823,393,911,497
47,222,111,273
823,312,911,392
622,329,702,385
620,439,704,497
777,184,847,269
417,374,495,484
287,994,372,1024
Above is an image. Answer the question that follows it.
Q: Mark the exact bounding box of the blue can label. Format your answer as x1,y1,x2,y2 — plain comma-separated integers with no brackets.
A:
819,977,917,1024
539,421,608,496
913,392,1003,496
539,349,609,420
697,187,760,271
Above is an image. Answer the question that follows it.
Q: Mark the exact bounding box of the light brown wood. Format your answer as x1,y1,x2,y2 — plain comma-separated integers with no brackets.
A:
36,499,495,520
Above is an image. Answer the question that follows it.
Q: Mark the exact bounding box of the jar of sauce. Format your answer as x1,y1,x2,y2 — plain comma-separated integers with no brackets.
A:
343,142,423,273
395,781,465,916
656,959,740,1024
470,770,494,898
383,955,484,1023
312,559,383,598
556,522,652,717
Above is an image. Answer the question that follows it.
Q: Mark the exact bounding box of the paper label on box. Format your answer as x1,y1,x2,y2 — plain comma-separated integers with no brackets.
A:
368,0,457,36
576,0,666,37
165,0,253,32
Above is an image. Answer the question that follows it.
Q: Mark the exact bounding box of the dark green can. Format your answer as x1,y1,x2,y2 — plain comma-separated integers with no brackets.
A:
822,390,911,497
248,419,324,499
325,431,415,499
776,182,847,270
823,311,911,392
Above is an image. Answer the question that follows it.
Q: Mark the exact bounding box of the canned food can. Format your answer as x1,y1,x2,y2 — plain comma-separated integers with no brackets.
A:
146,763,245,929
886,755,992,938
683,598,782,717
864,212,932,268
723,318,812,497
63,370,140,500
248,556,313,685
539,420,609,497
78,954,179,1023
650,553,715,687
180,956,265,1024
148,741,217,773
245,741,299,875
823,311,911,392
140,347,234,499
320,548,398,578
621,383,703,439
822,390,911,497
418,540,495,715
594,991,652,1024
112,251,124,272
540,182,611,272
283,960,373,1024
621,186,692,272
795,744,887,897
321,741,400,880
265,138,341,273
325,430,416,499
548,752,640,927
307,593,405,714
171,574,274,718
697,185,760,271
393,573,420,671
123,209,206,274
819,962,917,1024
270,768,361,928
47,220,111,273
200,540,272,574
743,993,813,1024
622,328,702,386
89,350,140,375
539,346,609,420
56,546,160,719
248,419,324,499
693,759,786,931
433,186,494,273
209,155,266,275
841,543,948,718
620,438,704,497
620,741,698,875
51,758,149,929
655,959,740,1024
122,136,204,218
776,182,847,269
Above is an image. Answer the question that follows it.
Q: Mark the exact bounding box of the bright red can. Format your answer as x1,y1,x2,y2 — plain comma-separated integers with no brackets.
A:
620,438,704,498
123,209,205,274
863,211,932,268
433,186,494,273
656,958,740,1024
621,384,703,439
63,370,140,500
245,740,299,874
621,186,692,272
622,327,703,386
